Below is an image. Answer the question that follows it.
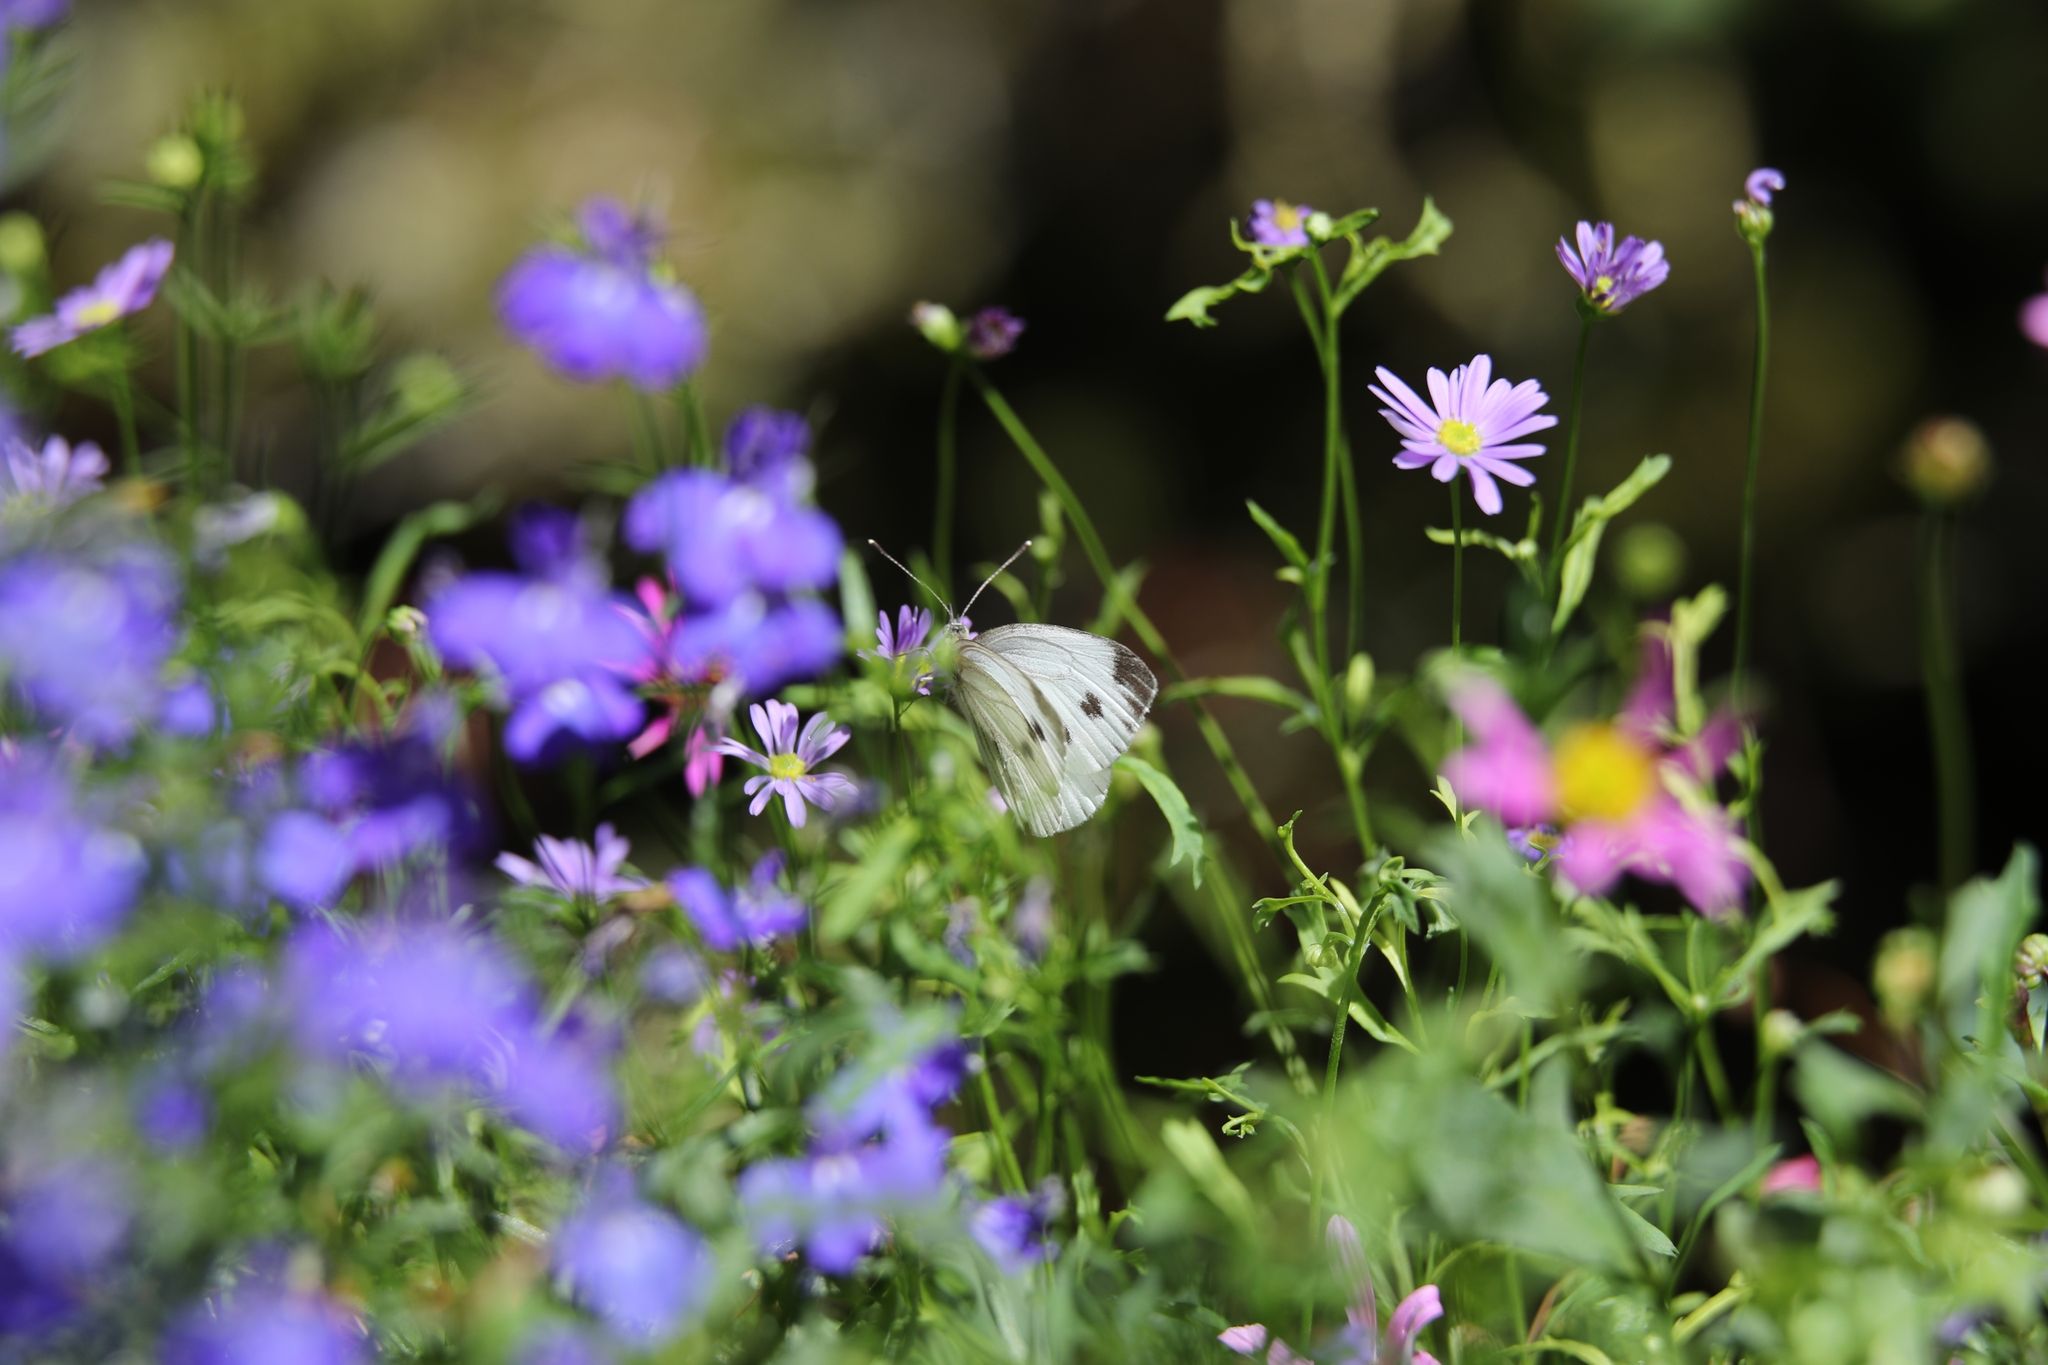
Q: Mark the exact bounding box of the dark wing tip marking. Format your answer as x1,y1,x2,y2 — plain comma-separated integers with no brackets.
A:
1111,646,1158,720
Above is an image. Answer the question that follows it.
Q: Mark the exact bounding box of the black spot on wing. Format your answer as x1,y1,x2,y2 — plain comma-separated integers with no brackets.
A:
1080,692,1103,718
1112,646,1157,720
1028,718,1046,742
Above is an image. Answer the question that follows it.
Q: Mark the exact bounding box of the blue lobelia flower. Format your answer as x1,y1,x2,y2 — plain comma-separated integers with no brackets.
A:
0,745,146,963
161,1283,370,1365
668,852,807,952
0,540,181,746
551,1168,712,1345
621,468,842,609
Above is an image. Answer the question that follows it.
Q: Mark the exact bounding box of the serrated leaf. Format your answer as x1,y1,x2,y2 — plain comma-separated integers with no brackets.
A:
1552,454,1672,634
1332,198,1453,312
1165,264,1274,328
1118,755,1207,888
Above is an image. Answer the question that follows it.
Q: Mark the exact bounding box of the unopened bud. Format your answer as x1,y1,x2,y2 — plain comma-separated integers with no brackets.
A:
0,212,45,274
1342,653,1375,724
147,134,205,190
1613,522,1685,602
1762,1008,1804,1057
1304,210,1335,242
2016,934,2048,991
909,301,962,353
1898,416,1991,508
1874,927,1937,1029
1961,1165,2028,1219
386,605,427,640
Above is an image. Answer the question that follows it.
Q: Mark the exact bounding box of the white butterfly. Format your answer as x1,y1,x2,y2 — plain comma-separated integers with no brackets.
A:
869,541,1158,836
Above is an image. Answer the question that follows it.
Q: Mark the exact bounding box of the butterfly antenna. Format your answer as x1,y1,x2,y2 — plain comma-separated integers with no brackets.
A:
961,540,1032,618
865,540,954,619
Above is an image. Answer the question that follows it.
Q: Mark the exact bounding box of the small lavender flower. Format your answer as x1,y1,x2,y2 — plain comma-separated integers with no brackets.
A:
738,1109,950,1274
256,809,357,910
963,306,1025,360
1743,168,1785,206
497,824,647,903
1555,222,1669,315
134,1068,211,1152
724,406,814,499
161,1284,370,1365
551,1170,712,1345
0,435,108,509
1369,356,1556,515
669,853,807,951
12,238,174,358
0,542,181,745
622,468,843,607
1734,168,1784,241
972,1179,1064,1273
1248,198,1313,248
715,699,857,826
860,604,936,694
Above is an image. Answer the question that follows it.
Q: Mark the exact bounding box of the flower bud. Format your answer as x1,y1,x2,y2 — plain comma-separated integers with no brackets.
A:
0,212,45,274
1304,210,1335,242
390,353,466,419
909,301,962,353
147,134,205,190
1762,1008,1804,1058
1342,653,1375,725
1873,927,1936,1030
1960,1165,2028,1219
1898,416,1991,508
2016,934,2048,991
1613,522,1685,602
387,605,427,640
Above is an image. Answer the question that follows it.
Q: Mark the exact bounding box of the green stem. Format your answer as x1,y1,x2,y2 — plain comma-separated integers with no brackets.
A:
933,359,963,598
1546,314,1595,580
1450,486,1465,655
629,389,667,471
1732,243,1770,703
110,372,141,477
1920,510,1974,888
676,382,713,467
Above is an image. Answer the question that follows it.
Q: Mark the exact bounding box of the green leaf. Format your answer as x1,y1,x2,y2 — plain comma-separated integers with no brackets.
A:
1552,454,1672,634
1939,844,2041,1045
359,492,502,641
1792,1043,1924,1146
1331,198,1453,312
1616,1202,1677,1259
1320,206,1383,239
1424,822,1580,1013
1118,755,1207,889
1164,264,1275,329
1158,1117,1259,1234
819,818,919,941
1244,499,1310,572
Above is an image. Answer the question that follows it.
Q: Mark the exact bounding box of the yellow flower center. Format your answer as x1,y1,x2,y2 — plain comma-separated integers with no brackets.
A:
1272,200,1302,230
767,752,808,781
1552,723,1657,824
1437,419,1482,457
74,299,122,329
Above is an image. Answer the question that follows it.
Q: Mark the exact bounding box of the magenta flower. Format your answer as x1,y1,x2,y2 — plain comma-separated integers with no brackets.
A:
12,238,174,358
1369,356,1555,515
0,435,108,509
1247,199,1313,249
1761,1154,1823,1197
715,699,857,826
2021,270,2048,349
1221,1217,1443,1365
496,824,647,903
1556,221,1669,315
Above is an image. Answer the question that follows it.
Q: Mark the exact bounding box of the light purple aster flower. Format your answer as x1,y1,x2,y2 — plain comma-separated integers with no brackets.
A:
0,541,181,745
12,238,174,358
2021,270,2048,349
972,1179,1064,1273
551,1169,712,1345
860,604,935,694
621,468,843,608
1368,355,1556,516
0,746,146,961
668,852,807,951
963,307,1025,360
1743,168,1785,206
497,824,647,903
1734,169,1784,239
1222,1216,1444,1365
1248,199,1314,249
714,699,857,827
0,435,109,509
498,199,706,391
161,1284,370,1365
1555,222,1669,315
0,0,69,31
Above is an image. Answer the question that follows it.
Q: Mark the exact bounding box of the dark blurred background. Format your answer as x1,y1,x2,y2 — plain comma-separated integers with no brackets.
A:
24,0,2048,1066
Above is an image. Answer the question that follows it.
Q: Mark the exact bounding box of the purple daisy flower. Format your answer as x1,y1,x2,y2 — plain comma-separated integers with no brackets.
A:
963,306,1025,360
0,435,109,509
668,853,807,951
714,699,857,827
1247,198,1313,249
497,824,647,903
12,238,174,358
1368,355,1556,516
498,200,706,391
551,1169,712,1344
1555,222,1669,315
859,604,935,694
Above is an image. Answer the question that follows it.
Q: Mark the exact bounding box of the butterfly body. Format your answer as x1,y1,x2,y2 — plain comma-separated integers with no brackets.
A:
949,621,1157,836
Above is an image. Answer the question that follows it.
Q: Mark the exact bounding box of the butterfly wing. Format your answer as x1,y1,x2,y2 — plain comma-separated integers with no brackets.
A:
954,641,1078,836
962,624,1157,836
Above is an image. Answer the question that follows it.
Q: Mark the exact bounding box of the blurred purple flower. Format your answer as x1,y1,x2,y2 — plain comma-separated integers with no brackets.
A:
1247,199,1313,248
1743,168,1785,206
1011,875,1054,961
972,1180,1063,1273
666,592,843,699
0,1155,130,1340
2022,270,2048,349
498,824,646,903
13,238,173,358
1223,1217,1443,1365
162,1285,369,1365
257,810,357,911
1369,356,1555,516
963,307,1025,361
1555,222,1669,315
738,1112,950,1274
622,468,842,608
0,435,108,510
1441,681,1555,828
552,1170,712,1344
156,677,220,737
724,406,815,500
640,945,707,1006
517,1322,618,1365
135,1068,212,1152
509,503,608,591
499,201,705,390
0,0,68,31
669,853,806,952
715,699,857,827
1760,1154,1822,1197
0,746,145,961
0,542,181,745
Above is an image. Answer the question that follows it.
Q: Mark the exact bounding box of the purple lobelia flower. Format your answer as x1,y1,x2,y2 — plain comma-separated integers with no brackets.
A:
257,809,357,911
0,1154,132,1340
963,307,1025,361
0,435,108,510
0,745,146,962
498,824,647,903
715,699,857,827
0,541,181,746
0,0,68,31
724,406,815,500
161,1283,370,1365
2022,270,2048,349
134,1067,212,1152
669,853,807,951
1555,222,1669,315
1369,356,1556,516
622,468,842,608
666,591,844,699
1222,1217,1444,1365
1248,199,1314,249
738,1106,951,1275
499,198,706,391
972,1179,1063,1273
551,1168,712,1344
12,238,174,358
